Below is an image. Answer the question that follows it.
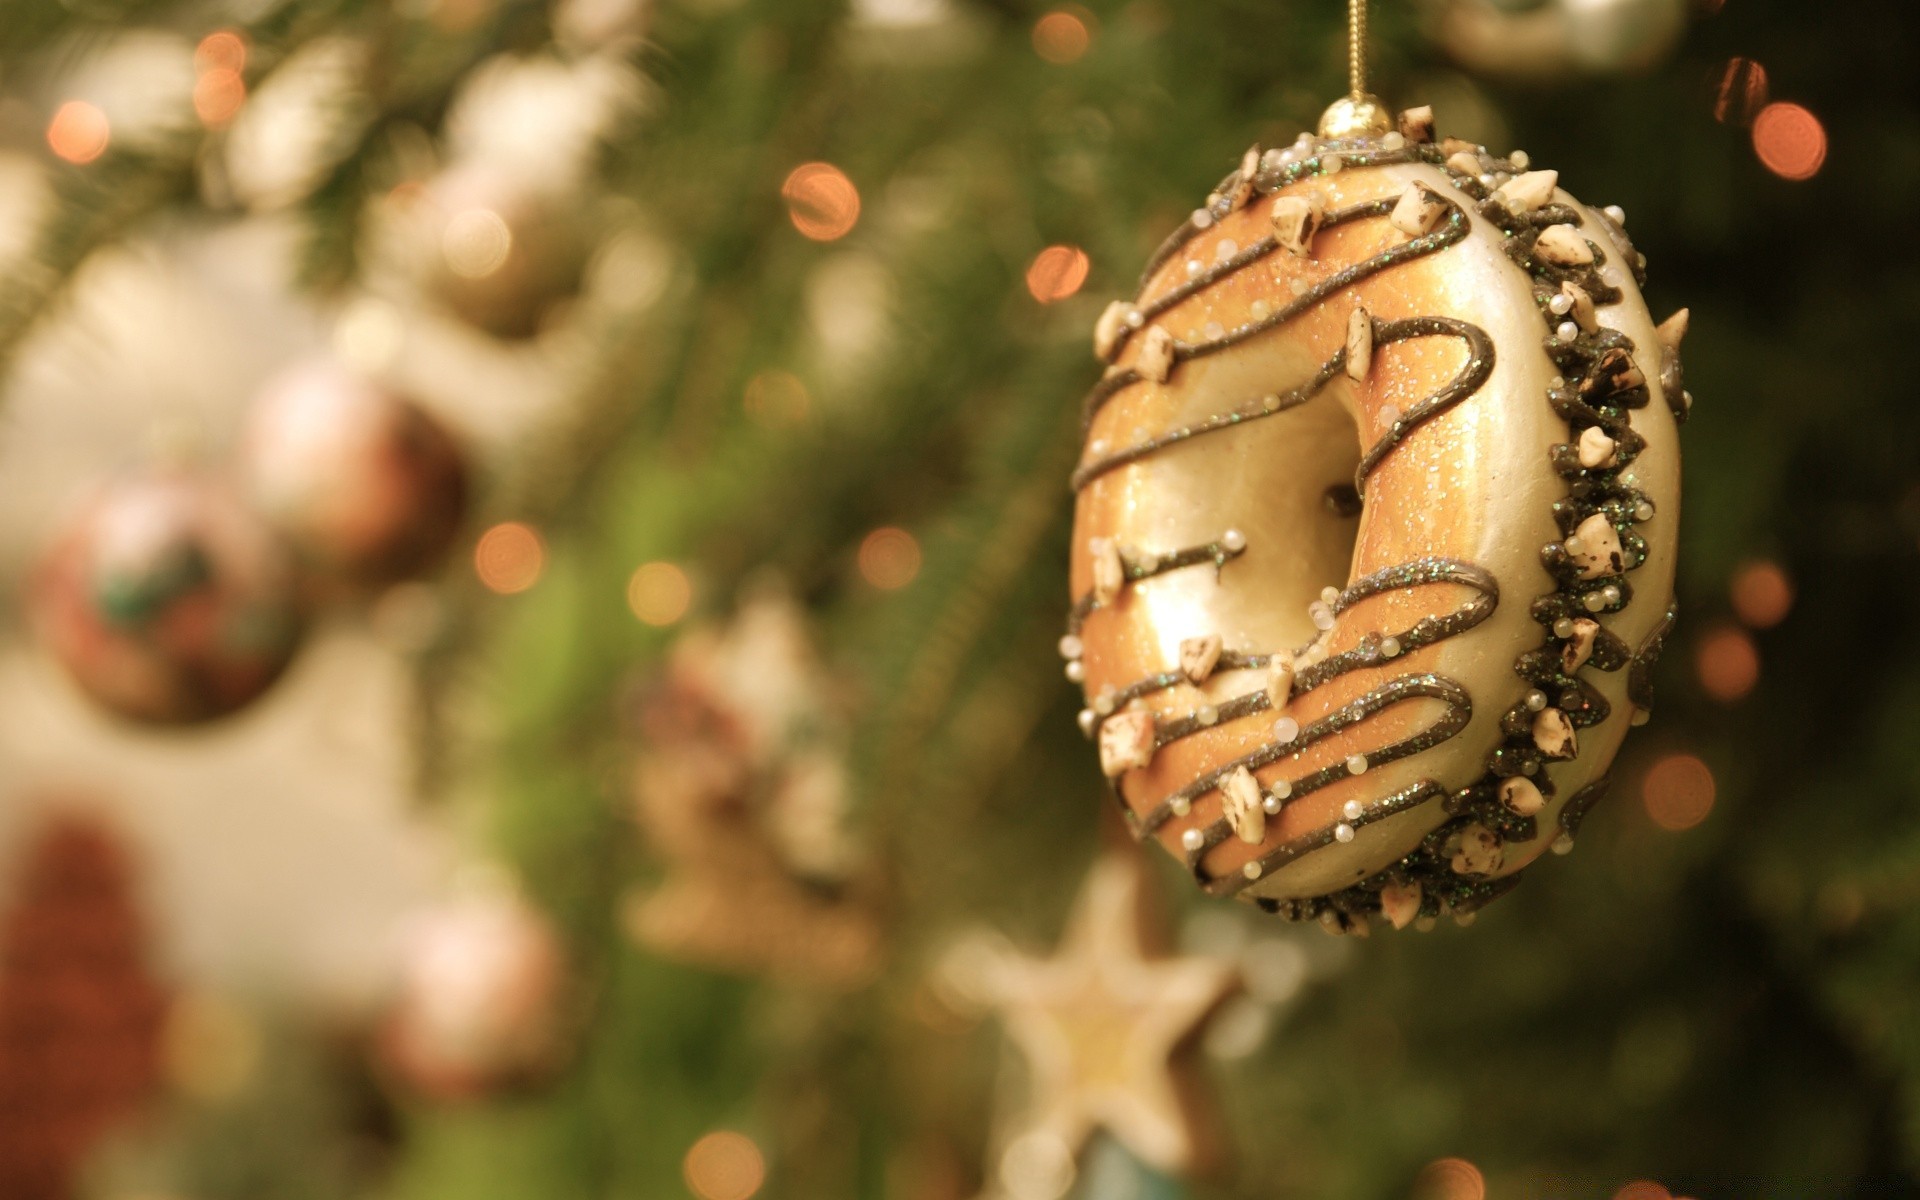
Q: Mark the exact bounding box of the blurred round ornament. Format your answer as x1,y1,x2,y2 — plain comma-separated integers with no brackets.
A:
412,164,589,339
379,882,565,1100
31,469,304,724
1426,0,1689,81
239,360,468,588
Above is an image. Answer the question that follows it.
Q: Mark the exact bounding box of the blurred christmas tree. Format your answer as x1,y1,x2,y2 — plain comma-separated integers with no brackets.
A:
1,0,1917,1198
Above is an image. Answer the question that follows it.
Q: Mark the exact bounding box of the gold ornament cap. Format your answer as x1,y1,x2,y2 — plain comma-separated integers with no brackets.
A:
1318,93,1394,139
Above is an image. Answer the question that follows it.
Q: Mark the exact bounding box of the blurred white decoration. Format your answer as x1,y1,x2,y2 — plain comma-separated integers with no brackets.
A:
805,252,894,392
1427,0,1689,81
381,877,565,1099
0,154,53,270
553,0,655,53
583,223,679,314
850,0,953,28
223,38,375,210
56,31,199,151
443,52,647,187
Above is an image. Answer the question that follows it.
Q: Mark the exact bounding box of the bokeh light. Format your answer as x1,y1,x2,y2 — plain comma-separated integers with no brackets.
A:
1642,754,1716,832
1025,244,1090,304
475,522,545,595
1613,1183,1673,1200
1695,624,1759,703
443,208,514,279
1752,102,1827,181
782,163,860,242
683,1130,766,1200
743,370,811,426
858,527,921,590
194,68,247,127
1730,558,1794,628
47,101,110,164
195,29,248,73
1711,57,1768,125
627,562,692,627
1032,9,1093,64
1414,1156,1486,1200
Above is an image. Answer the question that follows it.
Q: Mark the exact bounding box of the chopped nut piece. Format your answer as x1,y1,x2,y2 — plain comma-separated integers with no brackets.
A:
1445,150,1482,177
1345,306,1374,382
1179,634,1224,685
1499,776,1545,817
1655,307,1690,357
1532,707,1578,759
1494,169,1559,214
1397,106,1435,143
1561,281,1598,331
1440,137,1480,159
1379,880,1423,929
1135,325,1177,383
1098,708,1157,777
1088,536,1125,606
1450,823,1505,875
1227,144,1260,210
1561,616,1601,673
1389,182,1448,237
1576,425,1618,469
1580,348,1646,400
1567,512,1625,580
1093,301,1139,362
1533,225,1595,267
1269,193,1325,257
1220,766,1266,844
1265,657,1296,709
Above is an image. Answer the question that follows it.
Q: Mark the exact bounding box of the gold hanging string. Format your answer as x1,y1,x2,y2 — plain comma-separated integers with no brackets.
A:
1348,0,1368,101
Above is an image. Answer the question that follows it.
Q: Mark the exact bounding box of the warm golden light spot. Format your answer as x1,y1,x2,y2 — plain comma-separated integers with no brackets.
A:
47,101,110,164
1414,1156,1486,1200
195,30,248,73
475,522,545,595
782,162,860,242
443,208,514,279
858,526,922,590
1026,244,1091,304
1752,102,1826,181
194,68,247,127
743,370,811,426
1729,559,1793,628
1711,57,1767,125
1032,9,1093,64
683,1130,766,1200
627,561,692,627
1613,1182,1673,1200
1643,754,1716,832
1695,624,1759,703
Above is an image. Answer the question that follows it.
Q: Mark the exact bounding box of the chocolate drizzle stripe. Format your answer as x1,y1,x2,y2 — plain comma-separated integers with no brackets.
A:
1066,536,1245,636
1556,776,1612,837
1352,316,1496,496
1627,600,1678,711
1138,672,1471,835
1208,779,1449,897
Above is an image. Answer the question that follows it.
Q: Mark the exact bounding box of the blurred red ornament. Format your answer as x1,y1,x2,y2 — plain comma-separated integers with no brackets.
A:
31,470,305,724
240,361,468,587
0,812,168,1200
379,885,565,1100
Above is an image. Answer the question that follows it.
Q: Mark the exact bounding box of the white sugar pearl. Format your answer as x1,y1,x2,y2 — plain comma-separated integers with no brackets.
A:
1186,260,1203,277
1170,796,1191,816
1221,528,1247,552
1192,209,1213,228
1551,833,1576,855
1088,438,1108,455
1323,155,1344,173
1382,132,1406,150
1553,618,1575,638
1243,861,1264,879
1557,321,1580,343
1094,690,1116,714
1346,754,1368,776
1320,586,1340,604
1342,799,1363,821
1058,634,1083,660
1523,759,1539,775
1272,717,1300,743
1526,690,1548,711
1380,636,1402,658
1262,794,1282,814
1510,150,1531,170
1455,910,1477,927
1203,321,1225,340
1065,661,1085,682
1182,829,1205,852
1635,502,1656,521
1334,822,1356,843
1550,293,1573,316
1309,602,1335,631
1603,205,1626,225
1197,705,1218,726
1584,592,1609,613
1077,709,1095,736
1250,299,1270,320
1271,778,1292,799
1215,239,1239,262
1603,585,1622,604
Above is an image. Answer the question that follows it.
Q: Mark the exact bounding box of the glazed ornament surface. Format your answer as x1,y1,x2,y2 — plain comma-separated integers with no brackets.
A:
240,360,468,588
32,470,305,724
1067,108,1687,931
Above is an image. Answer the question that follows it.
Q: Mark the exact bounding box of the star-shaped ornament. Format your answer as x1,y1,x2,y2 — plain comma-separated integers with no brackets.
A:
971,851,1240,1188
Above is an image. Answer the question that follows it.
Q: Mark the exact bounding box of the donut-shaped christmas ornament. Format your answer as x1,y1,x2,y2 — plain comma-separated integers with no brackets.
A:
1066,96,1688,931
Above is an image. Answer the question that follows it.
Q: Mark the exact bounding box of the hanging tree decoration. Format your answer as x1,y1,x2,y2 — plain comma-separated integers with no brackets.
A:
1425,0,1692,83
31,467,307,724
1064,0,1689,931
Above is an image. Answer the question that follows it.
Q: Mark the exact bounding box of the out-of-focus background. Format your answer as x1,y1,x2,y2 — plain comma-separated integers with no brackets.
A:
0,0,1913,1198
